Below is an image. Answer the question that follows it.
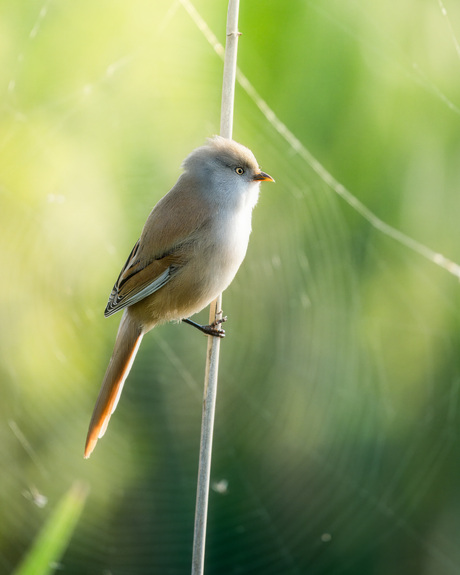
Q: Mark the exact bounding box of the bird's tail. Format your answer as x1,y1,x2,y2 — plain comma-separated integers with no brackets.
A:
84,310,143,458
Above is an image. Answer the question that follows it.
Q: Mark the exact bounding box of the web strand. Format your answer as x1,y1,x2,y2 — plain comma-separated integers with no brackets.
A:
438,0,460,64
180,0,460,281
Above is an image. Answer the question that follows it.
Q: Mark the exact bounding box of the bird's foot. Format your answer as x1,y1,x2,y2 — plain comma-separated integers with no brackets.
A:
183,316,227,338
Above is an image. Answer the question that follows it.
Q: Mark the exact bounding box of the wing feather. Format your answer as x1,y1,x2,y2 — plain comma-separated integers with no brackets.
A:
104,249,179,317
103,174,215,317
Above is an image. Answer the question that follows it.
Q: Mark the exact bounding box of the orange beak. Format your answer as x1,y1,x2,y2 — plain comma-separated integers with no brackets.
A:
253,171,275,183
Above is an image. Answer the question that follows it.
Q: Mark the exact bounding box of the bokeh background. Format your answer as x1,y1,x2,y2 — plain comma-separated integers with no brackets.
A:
2,0,460,573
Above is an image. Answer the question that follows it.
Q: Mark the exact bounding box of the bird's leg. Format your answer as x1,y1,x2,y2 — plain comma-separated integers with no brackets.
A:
183,316,227,338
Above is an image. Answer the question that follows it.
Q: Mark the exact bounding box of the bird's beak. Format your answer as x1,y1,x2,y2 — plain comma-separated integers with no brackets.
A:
253,171,275,183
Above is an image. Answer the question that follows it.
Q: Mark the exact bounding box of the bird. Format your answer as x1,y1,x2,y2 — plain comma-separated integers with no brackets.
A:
84,136,274,458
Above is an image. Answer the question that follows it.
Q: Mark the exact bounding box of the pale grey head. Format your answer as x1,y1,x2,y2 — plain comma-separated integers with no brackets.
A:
181,136,273,205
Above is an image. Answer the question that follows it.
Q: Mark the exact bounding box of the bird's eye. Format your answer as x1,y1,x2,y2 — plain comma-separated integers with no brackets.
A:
235,167,244,175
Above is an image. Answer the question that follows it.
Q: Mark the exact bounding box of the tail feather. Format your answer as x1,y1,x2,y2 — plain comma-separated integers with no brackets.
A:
84,311,143,458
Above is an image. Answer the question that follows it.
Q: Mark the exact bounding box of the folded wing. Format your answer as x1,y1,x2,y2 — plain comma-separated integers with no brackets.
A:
104,241,180,317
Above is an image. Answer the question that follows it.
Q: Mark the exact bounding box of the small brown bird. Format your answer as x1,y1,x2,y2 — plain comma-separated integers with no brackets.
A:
84,137,274,458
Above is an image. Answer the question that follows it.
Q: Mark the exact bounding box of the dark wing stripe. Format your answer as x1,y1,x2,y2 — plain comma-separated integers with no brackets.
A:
111,240,140,286
115,246,174,291
104,238,188,317
118,260,144,289
104,267,172,317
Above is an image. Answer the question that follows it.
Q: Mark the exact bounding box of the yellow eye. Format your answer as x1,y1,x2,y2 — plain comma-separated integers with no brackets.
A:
235,167,244,175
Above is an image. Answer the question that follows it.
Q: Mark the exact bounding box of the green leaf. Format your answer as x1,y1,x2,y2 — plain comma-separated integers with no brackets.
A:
13,481,89,575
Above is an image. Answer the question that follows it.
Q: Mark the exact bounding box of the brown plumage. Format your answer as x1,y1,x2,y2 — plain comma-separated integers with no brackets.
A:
84,137,273,458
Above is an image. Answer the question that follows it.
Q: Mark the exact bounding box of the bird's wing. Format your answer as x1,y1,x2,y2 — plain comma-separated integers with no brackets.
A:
104,175,214,317
104,240,181,316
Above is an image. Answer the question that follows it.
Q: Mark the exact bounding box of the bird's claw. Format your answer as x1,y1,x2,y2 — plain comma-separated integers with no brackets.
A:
183,316,228,338
206,316,227,338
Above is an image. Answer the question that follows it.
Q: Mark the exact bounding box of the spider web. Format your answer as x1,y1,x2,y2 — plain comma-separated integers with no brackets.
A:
2,1,460,574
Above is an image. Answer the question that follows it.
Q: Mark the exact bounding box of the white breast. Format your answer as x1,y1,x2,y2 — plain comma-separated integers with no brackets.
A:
212,195,258,291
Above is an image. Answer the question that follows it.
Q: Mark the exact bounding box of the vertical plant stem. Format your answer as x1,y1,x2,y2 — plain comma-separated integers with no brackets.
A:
220,0,240,140
191,2,240,574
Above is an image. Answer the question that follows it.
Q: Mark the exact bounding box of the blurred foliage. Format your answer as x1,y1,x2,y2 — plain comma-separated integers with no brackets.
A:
1,0,460,574
13,482,88,575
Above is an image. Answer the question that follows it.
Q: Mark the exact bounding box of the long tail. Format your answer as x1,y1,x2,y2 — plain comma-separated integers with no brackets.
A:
84,310,143,458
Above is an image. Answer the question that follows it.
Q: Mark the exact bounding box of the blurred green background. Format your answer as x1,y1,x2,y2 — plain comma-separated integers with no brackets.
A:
2,0,460,573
